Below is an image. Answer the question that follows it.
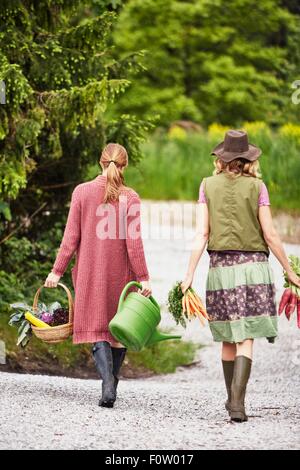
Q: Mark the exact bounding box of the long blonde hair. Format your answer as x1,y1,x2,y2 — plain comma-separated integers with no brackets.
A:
100,143,128,203
213,157,261,178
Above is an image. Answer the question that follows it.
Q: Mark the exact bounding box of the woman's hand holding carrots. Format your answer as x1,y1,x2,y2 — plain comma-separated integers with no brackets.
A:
168,281,208,327
181,274,193,294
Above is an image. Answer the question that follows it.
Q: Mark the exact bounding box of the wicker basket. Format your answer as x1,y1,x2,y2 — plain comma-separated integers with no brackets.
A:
31,283,74,344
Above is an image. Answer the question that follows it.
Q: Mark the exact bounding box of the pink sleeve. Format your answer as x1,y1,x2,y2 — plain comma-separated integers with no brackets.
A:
52,188,81,276
258,182,270,207
126,195,149,282
198,180,207,203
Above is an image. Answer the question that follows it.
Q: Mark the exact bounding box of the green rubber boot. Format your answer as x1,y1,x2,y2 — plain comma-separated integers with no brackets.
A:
230,355,252,422
222,360,234,414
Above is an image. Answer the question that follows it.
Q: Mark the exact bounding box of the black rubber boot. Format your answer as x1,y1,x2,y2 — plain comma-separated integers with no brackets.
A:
230,355,252,422
222,360,234,414
111,347,127,393
92,341,116,408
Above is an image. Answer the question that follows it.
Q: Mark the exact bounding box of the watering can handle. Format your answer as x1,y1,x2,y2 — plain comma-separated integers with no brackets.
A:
117,281,160,313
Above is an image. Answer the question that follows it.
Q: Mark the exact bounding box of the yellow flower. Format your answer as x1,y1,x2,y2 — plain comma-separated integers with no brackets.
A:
168,125,187,141
242,121,269,135
279,123,300,144
208,123,230,140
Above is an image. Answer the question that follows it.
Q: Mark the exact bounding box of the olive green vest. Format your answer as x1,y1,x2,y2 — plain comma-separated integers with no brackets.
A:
203,173,269,253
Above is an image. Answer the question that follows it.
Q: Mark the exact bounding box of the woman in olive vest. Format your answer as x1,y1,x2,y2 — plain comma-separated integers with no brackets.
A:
181,130,300,423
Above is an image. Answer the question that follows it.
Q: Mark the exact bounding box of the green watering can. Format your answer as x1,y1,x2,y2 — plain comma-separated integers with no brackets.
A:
109,281,181,351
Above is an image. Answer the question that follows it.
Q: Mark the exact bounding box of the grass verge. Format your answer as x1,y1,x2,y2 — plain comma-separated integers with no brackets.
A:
86,124,300,212
0,312,199,378
127,340,199,374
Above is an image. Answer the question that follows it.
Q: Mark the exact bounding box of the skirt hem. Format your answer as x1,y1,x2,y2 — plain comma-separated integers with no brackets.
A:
209,315,278,344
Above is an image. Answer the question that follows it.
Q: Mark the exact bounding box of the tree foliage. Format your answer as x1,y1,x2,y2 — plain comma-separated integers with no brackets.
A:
0,0,153,305
0,0,151,210
0,0,300,311
114,0,300,126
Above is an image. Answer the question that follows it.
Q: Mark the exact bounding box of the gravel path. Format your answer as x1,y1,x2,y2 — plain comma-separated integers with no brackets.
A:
0,239,299,450
0,315,299,450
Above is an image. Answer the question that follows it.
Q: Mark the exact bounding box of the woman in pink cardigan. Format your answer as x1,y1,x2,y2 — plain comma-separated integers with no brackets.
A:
45,143,151,408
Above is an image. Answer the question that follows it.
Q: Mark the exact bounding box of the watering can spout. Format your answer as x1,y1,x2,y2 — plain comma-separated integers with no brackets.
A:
147,329,181,347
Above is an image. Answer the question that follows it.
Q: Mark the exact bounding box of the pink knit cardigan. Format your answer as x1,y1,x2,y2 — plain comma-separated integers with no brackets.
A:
52,175,149,345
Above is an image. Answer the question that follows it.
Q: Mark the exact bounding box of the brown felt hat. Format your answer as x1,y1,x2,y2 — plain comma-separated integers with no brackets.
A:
211,129,261,162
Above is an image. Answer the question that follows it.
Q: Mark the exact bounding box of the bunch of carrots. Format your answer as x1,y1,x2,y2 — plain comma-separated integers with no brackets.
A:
182,287,209,326
168,282,209,327
278,255,300,328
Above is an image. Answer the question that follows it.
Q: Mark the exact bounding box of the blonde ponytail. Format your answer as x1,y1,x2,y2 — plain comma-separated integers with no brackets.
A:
100,143,128,203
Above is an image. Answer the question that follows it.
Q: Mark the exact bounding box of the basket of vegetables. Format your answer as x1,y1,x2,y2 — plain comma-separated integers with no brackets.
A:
168,281,209,327
9,283,73,345
278,255,300,327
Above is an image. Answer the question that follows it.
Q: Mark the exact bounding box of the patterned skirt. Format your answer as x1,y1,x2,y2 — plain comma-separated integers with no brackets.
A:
206,251,278,344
